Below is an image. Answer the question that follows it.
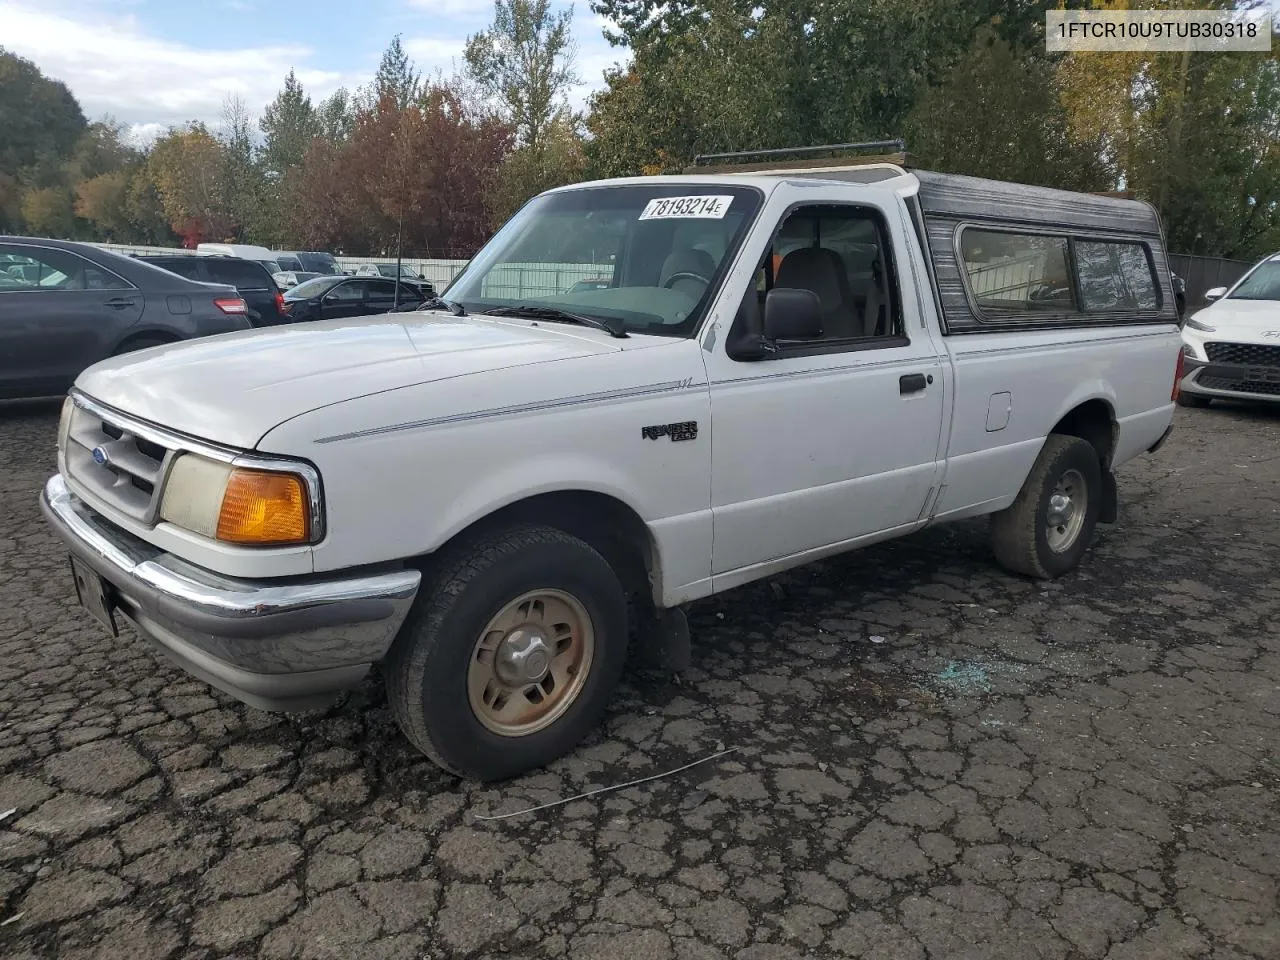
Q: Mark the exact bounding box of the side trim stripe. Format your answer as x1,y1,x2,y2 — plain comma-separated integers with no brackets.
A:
315,378,702,443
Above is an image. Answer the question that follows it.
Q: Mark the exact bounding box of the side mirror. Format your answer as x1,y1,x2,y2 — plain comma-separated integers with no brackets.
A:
764,288,823,340
1203,286,1227,303
322,293,338,304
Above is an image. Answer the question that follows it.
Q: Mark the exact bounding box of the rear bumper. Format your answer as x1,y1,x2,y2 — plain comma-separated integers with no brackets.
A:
1180,356,1280,403
40,474,421,711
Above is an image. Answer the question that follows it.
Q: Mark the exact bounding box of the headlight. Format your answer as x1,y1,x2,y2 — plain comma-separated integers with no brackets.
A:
1184,315,1216,332
160,454,316,546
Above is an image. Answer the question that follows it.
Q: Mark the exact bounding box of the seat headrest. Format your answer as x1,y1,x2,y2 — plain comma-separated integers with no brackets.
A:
776,247,848,309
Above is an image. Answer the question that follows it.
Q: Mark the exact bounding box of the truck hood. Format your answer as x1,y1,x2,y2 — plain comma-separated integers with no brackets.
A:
75,313,645,449
1191,299,1280,339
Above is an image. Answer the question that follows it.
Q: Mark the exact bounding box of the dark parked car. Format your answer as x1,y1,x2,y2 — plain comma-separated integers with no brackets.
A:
0,237,250,400
282,275,429,321
351,262,437,297
290,251,341,275
137,254,289,326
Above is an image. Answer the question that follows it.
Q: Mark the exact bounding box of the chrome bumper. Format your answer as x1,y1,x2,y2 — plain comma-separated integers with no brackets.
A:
40,474,421,711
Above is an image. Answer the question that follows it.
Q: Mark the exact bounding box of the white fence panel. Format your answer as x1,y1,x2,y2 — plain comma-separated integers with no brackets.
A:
85,243,603,300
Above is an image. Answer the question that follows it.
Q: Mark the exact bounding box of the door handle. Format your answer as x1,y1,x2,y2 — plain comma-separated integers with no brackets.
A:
102,297,135,309
899,373,929,394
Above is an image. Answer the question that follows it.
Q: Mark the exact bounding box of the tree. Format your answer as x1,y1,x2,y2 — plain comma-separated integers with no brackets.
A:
260,70,318,176
75,170,133,239
66,119,137,184
1058,2,1280,257
0,49,86,178
375,35,421,111
279,81,512,256
219,95,264,241
465,0,578,151
905,29,1110,192
584,0,1052,175
147,123,234,245
124,167,172,244
0,173,22,233
489,116,586,225
20,186,76,237
317,88,355,143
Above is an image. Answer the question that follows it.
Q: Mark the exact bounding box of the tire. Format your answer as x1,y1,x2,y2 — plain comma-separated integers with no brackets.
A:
385,524,628,781
989,434,1103,580
1176,392,1210,408
112,336,172,357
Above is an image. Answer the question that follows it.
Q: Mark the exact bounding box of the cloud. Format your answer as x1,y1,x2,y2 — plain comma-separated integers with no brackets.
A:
404,0,491,17
403,36,470,78
0,0,360,135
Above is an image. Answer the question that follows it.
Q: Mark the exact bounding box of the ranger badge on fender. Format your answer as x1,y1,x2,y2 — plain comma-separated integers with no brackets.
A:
642,421,698,442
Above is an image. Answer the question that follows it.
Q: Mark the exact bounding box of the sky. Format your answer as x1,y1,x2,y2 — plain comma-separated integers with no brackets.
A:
0,0,627,144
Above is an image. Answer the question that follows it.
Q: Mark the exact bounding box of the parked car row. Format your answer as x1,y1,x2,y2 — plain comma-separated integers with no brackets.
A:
191,243,343,292
0,236,251,400
0,235,452,399
187,243,439,295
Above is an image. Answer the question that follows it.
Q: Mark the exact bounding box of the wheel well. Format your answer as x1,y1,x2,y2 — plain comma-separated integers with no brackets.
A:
433,491,659,606
112,332,179,355
1050,399,1117,469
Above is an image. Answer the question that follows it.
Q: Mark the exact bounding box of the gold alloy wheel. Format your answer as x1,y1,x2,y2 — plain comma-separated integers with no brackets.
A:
466,589,595,737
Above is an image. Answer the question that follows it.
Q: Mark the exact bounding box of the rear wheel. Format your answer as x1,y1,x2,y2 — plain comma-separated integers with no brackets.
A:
1176,392,1210,408
990,435,1102,579
385,524,628,781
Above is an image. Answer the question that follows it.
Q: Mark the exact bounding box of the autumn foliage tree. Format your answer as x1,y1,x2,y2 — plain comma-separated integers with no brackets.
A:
281,82,512,256
146,123,234,246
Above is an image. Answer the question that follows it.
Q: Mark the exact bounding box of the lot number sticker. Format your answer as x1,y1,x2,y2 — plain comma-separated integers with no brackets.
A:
639,195,734,220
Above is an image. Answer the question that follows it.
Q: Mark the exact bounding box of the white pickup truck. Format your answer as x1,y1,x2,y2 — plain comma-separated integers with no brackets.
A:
42,151,1183,780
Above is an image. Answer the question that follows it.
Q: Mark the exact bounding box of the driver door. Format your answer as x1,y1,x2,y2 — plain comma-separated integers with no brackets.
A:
702,185,948,579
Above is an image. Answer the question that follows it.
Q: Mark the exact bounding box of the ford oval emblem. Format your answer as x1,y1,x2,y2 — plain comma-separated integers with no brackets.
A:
91,446,109,466
1264,330,1280,338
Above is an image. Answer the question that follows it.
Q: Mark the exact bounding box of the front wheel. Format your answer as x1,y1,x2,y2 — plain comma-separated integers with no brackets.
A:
989,435,1103,579
385,524,628,781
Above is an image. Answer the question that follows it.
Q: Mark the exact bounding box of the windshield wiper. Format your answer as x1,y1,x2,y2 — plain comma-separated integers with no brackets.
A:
485,304,628,338
418,296,466,316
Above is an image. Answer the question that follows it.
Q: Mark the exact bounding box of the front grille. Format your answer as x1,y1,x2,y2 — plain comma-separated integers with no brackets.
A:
1197,375,1280,397
63,400,175,522
1205,342,1280,367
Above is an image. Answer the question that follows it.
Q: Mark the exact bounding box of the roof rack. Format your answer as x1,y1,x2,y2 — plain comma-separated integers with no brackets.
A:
686,140,916,175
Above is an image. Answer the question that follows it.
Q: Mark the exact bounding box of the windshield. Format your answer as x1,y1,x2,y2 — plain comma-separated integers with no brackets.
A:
1228,260,1280,301
285,276,340,299
444,183,763,336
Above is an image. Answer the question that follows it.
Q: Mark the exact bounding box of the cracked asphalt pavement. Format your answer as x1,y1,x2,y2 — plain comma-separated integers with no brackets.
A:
1,398,1278,959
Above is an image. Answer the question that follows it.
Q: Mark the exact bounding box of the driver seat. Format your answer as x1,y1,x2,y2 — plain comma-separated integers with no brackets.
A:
775,247,859,338
659,248,716,296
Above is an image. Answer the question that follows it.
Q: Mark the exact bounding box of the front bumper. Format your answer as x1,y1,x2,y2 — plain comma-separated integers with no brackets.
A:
1180,355,1280,403
40,474,421,711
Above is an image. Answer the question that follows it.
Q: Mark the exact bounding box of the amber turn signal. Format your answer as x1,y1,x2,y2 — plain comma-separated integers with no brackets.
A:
216,468,309,545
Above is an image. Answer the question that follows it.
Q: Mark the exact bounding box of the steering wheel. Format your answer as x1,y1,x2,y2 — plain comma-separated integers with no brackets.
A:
663,271,711,290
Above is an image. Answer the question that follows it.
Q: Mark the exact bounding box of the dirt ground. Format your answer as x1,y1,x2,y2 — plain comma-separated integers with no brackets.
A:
1,398,1277,959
